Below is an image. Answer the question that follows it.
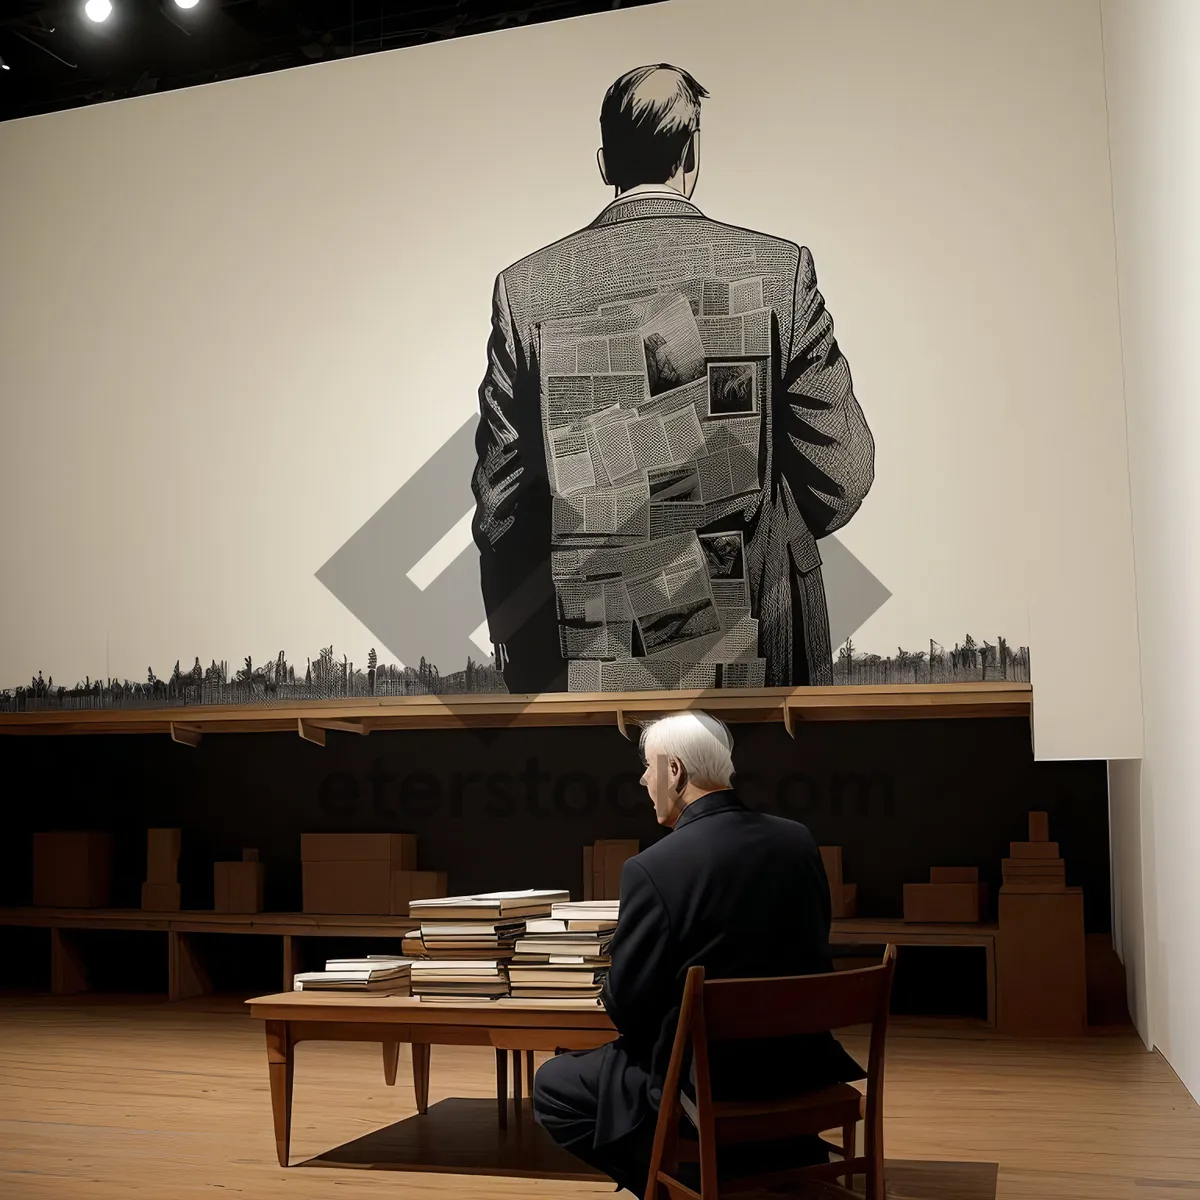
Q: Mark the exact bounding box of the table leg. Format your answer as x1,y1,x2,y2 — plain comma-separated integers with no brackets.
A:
526,1049,536,1094
412,1043,430,1115
265,1020,294,1168
512,1048,523,1115
496,1047,508,1130
382,1041,400,1086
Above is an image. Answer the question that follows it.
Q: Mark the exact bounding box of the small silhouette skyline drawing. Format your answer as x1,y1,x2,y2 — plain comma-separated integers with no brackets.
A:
0,634,1029,712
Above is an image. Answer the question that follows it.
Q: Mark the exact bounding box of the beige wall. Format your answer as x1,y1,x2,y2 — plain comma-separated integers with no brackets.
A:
0,0,1140,758
1102,0,1200,1099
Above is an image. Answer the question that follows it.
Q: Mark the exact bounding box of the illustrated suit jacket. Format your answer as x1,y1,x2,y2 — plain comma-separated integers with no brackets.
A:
472,192,875,693
597,790,865,1146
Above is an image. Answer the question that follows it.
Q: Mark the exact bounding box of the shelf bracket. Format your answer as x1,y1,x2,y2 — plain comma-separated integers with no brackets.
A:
297,718,326,746
782,703,797,739
170,722,202,748
615,709,631,741
314,719,368,736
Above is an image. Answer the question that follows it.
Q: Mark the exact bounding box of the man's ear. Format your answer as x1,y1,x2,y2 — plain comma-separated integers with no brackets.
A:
597,147,610,187
682,131,701,199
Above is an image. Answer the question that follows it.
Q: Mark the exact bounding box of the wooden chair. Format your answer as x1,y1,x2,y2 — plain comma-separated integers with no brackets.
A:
645,945,896,1200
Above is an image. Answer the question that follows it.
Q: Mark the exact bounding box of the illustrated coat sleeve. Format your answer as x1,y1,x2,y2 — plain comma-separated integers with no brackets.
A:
601,858,674,1051
777,246,876,537
470,271,549,647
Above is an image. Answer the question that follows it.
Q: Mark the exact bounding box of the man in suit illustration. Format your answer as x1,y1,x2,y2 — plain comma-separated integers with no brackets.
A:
532,712,864,1196
472,64,874,694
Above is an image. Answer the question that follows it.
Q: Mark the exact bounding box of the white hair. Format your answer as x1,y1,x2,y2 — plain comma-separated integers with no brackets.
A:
639,711,735,788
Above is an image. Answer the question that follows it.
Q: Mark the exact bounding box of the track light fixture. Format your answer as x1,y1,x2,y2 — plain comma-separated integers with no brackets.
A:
84,0,113,23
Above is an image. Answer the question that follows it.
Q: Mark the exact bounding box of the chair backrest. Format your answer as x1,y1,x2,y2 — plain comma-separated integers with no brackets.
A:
701,952,895,1041
648,947,897,1199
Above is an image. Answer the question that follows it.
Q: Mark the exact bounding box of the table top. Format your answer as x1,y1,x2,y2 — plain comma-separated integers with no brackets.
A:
246,990,617,1028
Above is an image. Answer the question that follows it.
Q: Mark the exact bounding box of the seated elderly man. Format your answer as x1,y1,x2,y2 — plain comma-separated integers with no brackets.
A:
533,711,864,1197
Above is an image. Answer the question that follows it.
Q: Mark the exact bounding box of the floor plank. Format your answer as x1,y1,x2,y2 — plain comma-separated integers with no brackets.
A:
0,995,1197,1199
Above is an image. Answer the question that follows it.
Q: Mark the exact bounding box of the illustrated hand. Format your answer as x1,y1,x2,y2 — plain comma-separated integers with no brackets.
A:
494,643,509,671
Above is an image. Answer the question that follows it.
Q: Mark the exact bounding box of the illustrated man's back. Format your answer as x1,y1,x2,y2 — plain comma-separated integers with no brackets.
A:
502,204,804,358
472,65,874,697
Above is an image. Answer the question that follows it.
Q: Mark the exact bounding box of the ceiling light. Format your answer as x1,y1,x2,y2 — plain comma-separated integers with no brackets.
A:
174,0,200,7
84,0,113,23
0,56,8,72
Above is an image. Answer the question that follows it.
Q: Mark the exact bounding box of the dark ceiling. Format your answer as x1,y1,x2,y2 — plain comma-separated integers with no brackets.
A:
0,0,664,123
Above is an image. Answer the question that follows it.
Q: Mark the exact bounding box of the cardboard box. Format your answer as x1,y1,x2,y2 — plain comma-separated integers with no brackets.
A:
1028,812,1050,842
302,860,391,914
591,842,607,902
1000,882,1070,894
33,832,114,908
214,861,265,913
390,870,449,916
1010,841,1060,860
819,846,844,886
903,882,981,923
582,845,594,901
146,828,181,884
930,866,978,884
1002,859,1065,888
300,833,417,868
141,881,181,912
997,888,1086,1036
591,839,638,901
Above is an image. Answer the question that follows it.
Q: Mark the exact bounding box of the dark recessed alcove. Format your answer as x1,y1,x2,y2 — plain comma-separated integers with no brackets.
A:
0,716,1109,1014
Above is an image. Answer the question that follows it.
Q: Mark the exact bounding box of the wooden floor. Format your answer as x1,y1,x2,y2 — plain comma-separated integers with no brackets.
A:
1,994,1198,1199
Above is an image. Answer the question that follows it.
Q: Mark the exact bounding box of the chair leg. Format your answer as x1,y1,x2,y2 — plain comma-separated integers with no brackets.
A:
842,1121,856,1188
865,1117,884,1200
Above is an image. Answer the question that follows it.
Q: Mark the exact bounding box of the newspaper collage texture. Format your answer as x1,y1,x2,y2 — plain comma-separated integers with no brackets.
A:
539,276,773,692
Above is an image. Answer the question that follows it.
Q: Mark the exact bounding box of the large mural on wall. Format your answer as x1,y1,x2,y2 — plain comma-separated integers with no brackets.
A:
0,57,1032,716
472,65,875,694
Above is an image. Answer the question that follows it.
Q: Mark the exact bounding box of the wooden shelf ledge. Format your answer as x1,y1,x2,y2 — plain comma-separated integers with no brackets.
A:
0,682,1030,738
0,908,418,937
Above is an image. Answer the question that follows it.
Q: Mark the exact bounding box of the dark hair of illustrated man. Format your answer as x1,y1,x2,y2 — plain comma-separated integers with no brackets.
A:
599,64,710,193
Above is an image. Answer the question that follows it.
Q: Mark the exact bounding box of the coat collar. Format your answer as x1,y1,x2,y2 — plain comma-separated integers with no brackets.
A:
672,789,745,832
590,193,705,228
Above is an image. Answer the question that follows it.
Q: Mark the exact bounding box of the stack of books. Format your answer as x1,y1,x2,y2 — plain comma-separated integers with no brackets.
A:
293,955,412,994
406,889,570,1001
509,900,619,999
417,919,526,958
409,959,510,1002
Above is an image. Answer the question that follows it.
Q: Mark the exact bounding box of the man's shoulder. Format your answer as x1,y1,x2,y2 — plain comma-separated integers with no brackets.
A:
634,808,815,865
498,212,802,289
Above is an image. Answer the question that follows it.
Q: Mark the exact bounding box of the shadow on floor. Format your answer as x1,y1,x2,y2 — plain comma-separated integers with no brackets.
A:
302,1098,999,1198
302,1098,606,1180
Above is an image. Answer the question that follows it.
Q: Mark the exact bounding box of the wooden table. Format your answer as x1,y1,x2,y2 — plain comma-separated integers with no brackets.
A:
245,991,618,1167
